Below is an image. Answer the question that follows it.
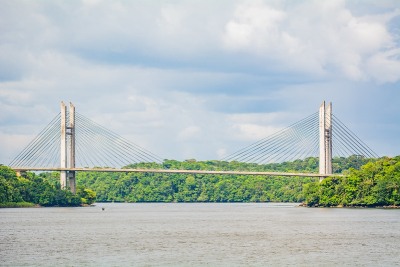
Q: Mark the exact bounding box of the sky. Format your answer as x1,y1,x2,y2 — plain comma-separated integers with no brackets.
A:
1,0,400,164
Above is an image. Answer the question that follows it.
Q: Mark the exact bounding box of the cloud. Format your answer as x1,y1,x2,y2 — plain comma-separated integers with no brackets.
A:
2,1,398,83
226,112,291,140
178,126,202,140
222,0,399,81
223,1,287,51
366,48,400,83
0,0,400,164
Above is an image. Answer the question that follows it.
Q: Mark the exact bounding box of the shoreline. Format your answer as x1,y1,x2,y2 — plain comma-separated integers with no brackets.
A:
2,201,399,209
299,203,400,209
0,202,37,208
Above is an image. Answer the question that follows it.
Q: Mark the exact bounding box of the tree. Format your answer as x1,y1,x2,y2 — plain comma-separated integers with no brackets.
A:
303,156,400,207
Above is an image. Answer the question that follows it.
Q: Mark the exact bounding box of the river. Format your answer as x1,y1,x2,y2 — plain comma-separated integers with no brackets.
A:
1,203,399,266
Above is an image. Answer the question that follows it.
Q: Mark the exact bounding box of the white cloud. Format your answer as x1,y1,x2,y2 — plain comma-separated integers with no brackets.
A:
366,48,400,83
226,112,291,141
0,133,35,164
231,123,282,141
1,0,400,164
216,148,228,159
159,5,187,34
222,0,399,81
223,1,286,51
178,126,202,140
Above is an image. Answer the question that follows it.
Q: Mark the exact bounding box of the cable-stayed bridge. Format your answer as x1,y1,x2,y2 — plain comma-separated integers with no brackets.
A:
222,102,377,168
9,101,377,193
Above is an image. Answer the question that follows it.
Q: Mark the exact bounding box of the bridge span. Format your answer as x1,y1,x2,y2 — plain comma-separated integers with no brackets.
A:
13,167,337,178
10,100,375,192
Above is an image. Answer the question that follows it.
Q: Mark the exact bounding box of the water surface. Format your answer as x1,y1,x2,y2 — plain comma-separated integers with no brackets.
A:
1,203,399,266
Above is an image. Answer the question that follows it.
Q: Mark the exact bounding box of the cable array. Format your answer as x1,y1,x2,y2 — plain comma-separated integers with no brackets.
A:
223,112,320,163
9,108,378,168
9,111,162,168
9,114,61,168
74,112,162,167
331,115,378,158
223,112,378,163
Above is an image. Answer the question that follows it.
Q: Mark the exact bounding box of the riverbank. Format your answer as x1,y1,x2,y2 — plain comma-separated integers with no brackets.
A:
0,202,99,208
301,203,400,209
2,200,399,209
0,202,37,208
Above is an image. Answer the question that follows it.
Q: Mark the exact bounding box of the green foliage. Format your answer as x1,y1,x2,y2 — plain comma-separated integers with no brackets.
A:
127,156,372,174
77,156,374,203
77,186,96,205
78,159,336,203
0,166,89,207
0,166,22,203
1,155,378,207
78,170,317,203
0,202,36,208
303,156,400,207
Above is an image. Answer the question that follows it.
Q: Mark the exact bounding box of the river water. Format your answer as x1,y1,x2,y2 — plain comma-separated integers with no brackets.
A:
1,203,399,266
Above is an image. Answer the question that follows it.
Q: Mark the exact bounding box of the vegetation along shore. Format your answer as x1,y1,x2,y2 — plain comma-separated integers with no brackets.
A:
1,155,399,208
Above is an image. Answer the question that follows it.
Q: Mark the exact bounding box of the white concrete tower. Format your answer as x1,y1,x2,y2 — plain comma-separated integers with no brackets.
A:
60,101,67,189
68,102,76,193
319,101,332,179
60,101,76,192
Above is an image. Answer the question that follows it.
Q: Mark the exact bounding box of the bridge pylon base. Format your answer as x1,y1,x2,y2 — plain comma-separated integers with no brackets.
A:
68,171,76,194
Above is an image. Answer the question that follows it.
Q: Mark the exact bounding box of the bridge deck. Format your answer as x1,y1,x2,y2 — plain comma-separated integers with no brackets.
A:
12,167,338,177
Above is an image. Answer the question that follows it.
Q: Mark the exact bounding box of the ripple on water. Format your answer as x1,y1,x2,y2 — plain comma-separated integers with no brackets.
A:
1,203,400,266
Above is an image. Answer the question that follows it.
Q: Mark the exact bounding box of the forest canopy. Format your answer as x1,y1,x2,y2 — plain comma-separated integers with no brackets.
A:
76,156,375,204
3,155,398,208
304,156,400,207
0,166,95,207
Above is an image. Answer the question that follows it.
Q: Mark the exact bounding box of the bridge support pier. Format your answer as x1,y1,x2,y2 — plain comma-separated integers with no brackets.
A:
319,101,332,181
60,101,76,193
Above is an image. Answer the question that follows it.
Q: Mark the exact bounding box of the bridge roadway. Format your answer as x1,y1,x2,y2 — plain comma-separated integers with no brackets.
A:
13,167,338,178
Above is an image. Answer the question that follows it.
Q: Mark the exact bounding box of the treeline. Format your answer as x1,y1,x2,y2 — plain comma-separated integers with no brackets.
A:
77,171,316,202
2,155,385,207
0,166,96,207
304,156,400,207
124,155,371,174
77,156,372,203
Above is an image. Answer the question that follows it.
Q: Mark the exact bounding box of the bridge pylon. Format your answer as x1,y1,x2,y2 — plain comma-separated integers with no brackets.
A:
60,101,76,193
319,101,332,180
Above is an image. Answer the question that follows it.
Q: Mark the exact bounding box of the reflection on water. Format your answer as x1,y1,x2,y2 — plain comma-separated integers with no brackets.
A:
1,203,399,266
